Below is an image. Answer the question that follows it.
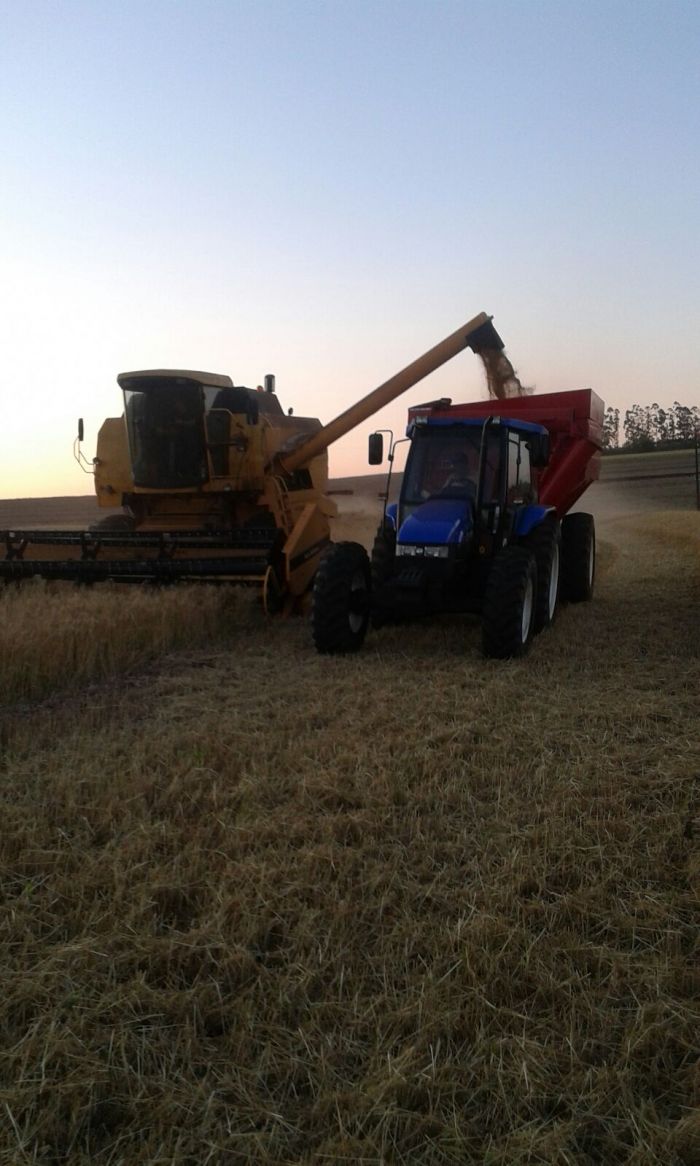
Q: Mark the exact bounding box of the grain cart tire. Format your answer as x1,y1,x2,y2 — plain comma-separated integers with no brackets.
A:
88,513,136,533
482,546,537,659
524,518,561,632
312,542,371,654
561,513,595,602
370,521,397,628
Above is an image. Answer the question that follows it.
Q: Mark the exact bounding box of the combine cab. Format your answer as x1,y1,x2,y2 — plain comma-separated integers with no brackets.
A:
0,313,602,657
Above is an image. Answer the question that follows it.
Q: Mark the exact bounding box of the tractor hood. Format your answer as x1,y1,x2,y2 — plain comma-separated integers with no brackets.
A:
398,498,473,546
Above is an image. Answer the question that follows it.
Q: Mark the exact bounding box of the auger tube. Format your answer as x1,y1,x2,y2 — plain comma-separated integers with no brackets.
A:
276,311,503,475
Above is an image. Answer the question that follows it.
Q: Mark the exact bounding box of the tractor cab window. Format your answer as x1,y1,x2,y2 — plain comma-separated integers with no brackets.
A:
480,430,501,505
506,433,534,504
124,381,208,489
403,429,481,506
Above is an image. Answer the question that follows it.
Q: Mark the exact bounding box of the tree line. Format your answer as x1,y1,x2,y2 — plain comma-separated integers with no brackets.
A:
603,402,700,452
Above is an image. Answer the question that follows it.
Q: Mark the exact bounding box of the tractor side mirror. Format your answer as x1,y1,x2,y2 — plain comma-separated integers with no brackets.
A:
368,432,384,465
78,418,84,443
528,433,549,468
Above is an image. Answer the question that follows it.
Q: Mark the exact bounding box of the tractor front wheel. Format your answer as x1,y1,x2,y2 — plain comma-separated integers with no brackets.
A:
370,521,396,590
370,521,396,628
312,542,371,654
482,546,538,659
561,513,595,602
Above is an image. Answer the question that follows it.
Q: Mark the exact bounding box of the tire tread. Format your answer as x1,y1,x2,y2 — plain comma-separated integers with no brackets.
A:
312,541,370,654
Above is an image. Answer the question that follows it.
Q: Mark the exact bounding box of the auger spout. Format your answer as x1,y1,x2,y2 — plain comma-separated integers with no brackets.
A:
276,311,506,475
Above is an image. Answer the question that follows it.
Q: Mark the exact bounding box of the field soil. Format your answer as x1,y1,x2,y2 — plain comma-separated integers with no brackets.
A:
1,459,699,1163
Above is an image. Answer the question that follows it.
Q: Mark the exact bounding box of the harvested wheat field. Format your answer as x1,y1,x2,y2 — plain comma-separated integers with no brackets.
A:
1,482,699,1164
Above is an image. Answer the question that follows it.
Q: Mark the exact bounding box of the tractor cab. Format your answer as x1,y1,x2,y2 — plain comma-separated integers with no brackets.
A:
387,416,549,564
367,412,557,629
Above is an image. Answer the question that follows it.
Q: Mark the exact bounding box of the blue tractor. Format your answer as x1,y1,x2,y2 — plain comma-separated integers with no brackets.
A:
311,388,601,659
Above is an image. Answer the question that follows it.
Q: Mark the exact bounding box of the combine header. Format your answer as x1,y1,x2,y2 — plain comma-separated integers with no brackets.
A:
0,313,603,656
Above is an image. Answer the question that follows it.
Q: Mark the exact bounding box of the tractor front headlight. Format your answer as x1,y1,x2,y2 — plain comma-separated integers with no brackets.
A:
396,545,449,559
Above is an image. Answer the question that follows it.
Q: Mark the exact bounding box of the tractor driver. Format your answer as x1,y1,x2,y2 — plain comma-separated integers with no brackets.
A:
439,444,480,498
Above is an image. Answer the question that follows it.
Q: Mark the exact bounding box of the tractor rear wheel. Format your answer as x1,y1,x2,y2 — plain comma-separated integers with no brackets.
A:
561,513,595,602
524,518,561,632
482,546,538,659
312,541,371,654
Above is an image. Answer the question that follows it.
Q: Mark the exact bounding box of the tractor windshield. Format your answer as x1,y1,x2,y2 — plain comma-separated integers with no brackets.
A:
402,427,483,505
124,379,209,489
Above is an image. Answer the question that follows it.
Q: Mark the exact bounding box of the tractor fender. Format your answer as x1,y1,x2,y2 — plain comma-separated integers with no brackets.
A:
385,502,398,530
512,504,556,538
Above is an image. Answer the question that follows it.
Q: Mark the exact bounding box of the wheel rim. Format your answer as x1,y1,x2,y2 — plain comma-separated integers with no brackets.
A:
521,574,534,643
548,542,560,619
587,537,595,587
348,570,368,633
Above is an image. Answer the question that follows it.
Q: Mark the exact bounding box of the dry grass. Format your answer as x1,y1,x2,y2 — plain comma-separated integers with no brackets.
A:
0,583,251,705
0,496,699,1164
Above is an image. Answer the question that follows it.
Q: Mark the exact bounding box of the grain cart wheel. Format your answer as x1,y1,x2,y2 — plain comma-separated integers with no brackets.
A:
312,542,371,654
370,521,396,628
524,518,561,632
482,546,538,659
561,512,595,602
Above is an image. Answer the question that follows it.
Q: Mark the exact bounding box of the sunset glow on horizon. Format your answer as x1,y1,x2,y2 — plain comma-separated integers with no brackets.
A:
2,0,698,498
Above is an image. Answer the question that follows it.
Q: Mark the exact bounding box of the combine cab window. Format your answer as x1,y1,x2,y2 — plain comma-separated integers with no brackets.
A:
203,386,260,477
124,382,209,489
204,386,259,424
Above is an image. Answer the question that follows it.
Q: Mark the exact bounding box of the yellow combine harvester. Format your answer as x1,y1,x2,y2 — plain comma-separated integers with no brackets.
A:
1,313,505,620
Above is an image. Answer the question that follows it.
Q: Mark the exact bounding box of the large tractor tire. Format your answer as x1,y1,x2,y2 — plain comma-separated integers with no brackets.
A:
524,518,561,632
370,521,396,628
370,521,396,590
312,541,371,654
482,546,538,659
561,512,595,602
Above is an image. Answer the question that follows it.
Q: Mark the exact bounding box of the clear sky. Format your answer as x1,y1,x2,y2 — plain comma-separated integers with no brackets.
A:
2,0,698,497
